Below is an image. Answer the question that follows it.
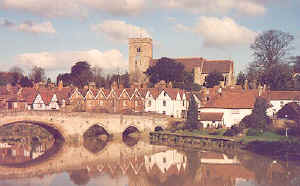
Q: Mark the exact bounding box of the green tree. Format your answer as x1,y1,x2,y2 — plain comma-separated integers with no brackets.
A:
204,71,224,88
145,57,185,85
56,73,73,87
261,64,293,90
19,76,33,87
240,97,271,130
30,66,45,83
71,61,94,88
186,95,198,130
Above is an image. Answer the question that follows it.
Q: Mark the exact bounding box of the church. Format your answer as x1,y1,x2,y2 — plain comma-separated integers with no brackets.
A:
128,37,234,87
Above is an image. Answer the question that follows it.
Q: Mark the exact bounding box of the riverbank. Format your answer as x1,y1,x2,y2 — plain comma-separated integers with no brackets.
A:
150,129,300,160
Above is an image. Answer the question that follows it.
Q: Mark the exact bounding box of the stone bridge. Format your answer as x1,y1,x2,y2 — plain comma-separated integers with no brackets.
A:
0,111,170,141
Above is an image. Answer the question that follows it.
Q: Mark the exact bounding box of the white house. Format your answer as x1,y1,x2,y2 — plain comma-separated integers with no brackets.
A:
199,112,224,128
266,91,300,117
32,93,46,110
199,90,260,128
48,94,59,110
144,88,188,118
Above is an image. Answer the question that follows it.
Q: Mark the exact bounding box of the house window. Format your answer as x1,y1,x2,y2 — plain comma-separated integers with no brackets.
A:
163,100,166,106
99,100,103,106
123,100,127,107
162,111,166,115
148,100,151,107
163,157,166,163
183,100,185,106
164,92,167,97
135,101,138,107
137,47,141,53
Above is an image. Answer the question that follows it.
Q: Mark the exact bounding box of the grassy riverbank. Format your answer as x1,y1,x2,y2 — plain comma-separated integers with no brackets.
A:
156,128,300,159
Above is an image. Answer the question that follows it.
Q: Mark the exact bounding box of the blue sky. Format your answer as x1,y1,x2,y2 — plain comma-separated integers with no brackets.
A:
0,0,299,80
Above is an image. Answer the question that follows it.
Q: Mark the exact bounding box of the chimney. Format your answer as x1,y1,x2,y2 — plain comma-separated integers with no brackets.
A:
58,80,63,91
258,84,263,96
244,79,248,90
111,81,118,90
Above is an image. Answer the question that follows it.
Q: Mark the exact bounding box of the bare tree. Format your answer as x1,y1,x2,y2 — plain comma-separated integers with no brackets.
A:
251,30,294,69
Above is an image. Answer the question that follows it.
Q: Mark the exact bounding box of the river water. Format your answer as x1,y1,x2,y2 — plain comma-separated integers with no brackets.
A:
0,124,299,186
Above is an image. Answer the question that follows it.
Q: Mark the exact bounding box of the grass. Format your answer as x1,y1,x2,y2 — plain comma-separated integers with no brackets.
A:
239,131,289,144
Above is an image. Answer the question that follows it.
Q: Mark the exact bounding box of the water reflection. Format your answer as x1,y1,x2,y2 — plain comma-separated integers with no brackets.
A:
0,122,63,167
83,125,110,153
0,134,299,186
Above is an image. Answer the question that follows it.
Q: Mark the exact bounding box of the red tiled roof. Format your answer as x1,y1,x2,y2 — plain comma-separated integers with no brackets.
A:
203,89,260,109
199,112,224,121
268,91,300,101
202,60,233,74
150,58,233,74
20,88,38,104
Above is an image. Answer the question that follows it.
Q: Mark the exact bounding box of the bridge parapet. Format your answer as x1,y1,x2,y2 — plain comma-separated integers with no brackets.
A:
0,111,170,139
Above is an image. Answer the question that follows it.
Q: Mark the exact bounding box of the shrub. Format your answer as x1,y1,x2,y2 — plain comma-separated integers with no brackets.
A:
223,125,242,137
246,128,263,136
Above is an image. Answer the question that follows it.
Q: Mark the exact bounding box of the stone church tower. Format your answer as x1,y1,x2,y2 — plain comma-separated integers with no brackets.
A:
128,37,153,83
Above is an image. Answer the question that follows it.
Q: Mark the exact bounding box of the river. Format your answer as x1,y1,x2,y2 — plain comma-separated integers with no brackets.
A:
0,123,299,186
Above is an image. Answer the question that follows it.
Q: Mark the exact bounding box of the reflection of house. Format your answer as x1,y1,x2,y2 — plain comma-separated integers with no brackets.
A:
0,143,31,164
144,150,187,174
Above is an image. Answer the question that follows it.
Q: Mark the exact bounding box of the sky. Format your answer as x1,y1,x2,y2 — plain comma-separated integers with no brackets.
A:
0,0,299,80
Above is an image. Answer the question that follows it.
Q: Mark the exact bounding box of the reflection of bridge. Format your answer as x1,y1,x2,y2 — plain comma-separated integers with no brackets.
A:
0,111,170,140
0,140,168,179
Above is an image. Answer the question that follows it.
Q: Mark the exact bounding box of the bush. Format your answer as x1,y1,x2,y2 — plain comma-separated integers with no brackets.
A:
223,125,242,137
246,128,263,136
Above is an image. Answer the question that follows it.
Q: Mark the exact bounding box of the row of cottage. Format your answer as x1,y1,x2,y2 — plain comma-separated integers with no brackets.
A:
1,82,300,128
0,82,189,119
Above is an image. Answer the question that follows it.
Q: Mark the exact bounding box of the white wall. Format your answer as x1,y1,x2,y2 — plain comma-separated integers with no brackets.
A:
267,100,300,117
199,108,252,128
32,94,46,110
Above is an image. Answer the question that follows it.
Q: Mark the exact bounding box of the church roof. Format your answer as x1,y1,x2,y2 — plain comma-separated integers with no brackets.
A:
150,58,233,74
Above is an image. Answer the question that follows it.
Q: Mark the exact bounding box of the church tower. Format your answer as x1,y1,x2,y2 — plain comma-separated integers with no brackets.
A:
128,37,153,83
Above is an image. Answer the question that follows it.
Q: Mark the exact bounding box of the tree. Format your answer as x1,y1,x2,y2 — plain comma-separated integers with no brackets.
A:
251,30,294,68
91,66,105,88
260,64,293,90
56,73,73,87
248,30,294,89
236,71,247,88
30,66,45,83
204,71,224,88
277,102,300,122
9,66,24,85
19,76,33,87
186,95,199,130
145,57,185,85
240,97,271,130
71,61,93,88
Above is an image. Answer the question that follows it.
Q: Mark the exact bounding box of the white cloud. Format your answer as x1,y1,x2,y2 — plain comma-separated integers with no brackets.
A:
175,16,257,48
157,0,266,16
17,21,56,34
0,18,56,34
16,49,128,72
1,0,147,18
91,20,150,42
174,24,190,32
193,17,257,47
